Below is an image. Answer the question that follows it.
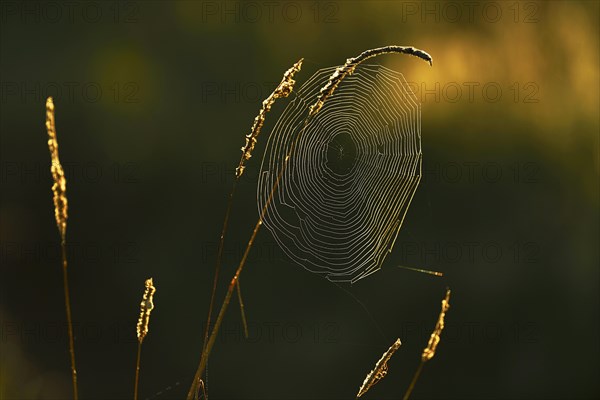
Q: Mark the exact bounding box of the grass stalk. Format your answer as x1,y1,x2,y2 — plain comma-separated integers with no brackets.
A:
187,217,266,399
134,278,156,400
402,360,424,400
403,288,451,400
194,59,303,395
133,341,142,400
236,278,249,339
200,182,236,371
45,97,78,399
61,239,78,400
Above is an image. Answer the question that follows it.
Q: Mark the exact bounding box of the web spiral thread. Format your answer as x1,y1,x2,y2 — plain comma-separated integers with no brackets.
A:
257,65,422,283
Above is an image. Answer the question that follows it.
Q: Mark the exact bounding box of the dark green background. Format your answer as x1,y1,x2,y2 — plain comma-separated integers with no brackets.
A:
1,1,598,399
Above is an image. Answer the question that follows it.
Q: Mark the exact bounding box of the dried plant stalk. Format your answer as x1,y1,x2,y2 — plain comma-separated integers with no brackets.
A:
309,45,432,117
236,58,303,178
236,278,249,338
199,59,303,395
188,217,267,399
45,97,78,399
134,278,156,400
357,338,402,398
403,288,451,400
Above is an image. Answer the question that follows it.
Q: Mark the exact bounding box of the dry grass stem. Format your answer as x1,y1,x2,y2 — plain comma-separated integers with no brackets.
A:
45,97,78,399
198,59,303,395
309,46,432,117
403,288,451,400
134,278,156,400
236,58,303,178
357,338,402,398
200,183,236,392
236,279,249,338
188,218,267,399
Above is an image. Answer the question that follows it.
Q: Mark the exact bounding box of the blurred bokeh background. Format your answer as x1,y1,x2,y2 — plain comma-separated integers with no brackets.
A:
1,1,598,399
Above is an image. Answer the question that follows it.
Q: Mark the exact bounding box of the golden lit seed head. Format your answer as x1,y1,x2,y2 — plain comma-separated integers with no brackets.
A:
357,338,402,398
236,59,303,178
421,289,451,362
136,278,156,343
45,97,68,242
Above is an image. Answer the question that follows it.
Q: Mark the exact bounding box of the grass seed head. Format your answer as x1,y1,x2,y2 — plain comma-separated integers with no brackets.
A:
309,46,432,117
422,288,451,362
137,278,156,343
45,97,68,242
236,58,303,178
357,338,402,398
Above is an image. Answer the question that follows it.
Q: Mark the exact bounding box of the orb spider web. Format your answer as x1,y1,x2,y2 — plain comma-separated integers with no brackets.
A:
257,64,422,283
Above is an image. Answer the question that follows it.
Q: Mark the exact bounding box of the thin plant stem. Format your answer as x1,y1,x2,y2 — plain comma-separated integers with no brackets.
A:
133,341,142,400
187,217,265,399
201,181,237,357
202,58,303,357
188,85,328,396
46,97,78,399
403,288,451,400
61,239,78,400
196,59,303,394
236,278,249,338
199,181,247,395
187,144,291,398
402,361,424,400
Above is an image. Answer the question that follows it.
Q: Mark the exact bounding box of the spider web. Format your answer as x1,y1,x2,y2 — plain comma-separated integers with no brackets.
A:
257,64,422,283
